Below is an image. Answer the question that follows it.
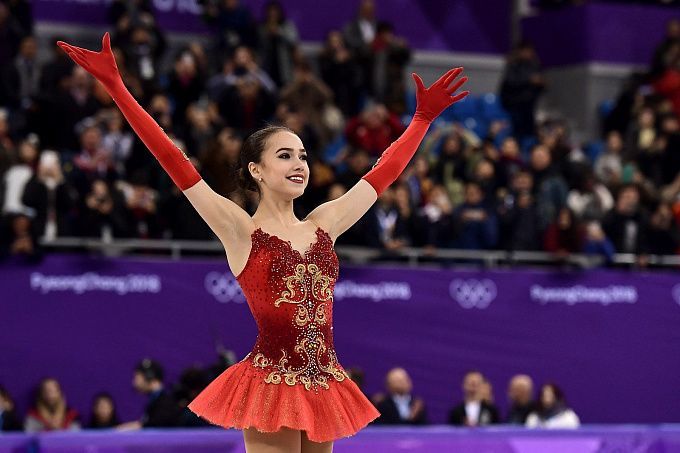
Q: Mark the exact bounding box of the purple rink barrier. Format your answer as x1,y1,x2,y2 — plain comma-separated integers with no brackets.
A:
2,254,680,426
32,0,512,54
2,426,680,452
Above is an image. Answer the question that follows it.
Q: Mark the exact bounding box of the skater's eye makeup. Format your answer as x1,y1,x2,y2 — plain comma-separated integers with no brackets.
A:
276,148,307,160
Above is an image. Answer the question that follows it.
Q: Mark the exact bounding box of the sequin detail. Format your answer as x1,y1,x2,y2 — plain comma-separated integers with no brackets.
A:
187,222,381,441
233,225,346,391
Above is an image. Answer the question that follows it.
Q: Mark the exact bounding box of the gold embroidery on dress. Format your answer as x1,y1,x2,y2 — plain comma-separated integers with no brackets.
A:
253,262,347,390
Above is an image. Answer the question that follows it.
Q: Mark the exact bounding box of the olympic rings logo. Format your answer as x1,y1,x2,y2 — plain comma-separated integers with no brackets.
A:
449,278,497,309
204,272,246,303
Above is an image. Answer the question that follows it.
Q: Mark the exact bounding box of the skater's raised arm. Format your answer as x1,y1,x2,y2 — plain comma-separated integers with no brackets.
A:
57,33,251,243
305,68,469,240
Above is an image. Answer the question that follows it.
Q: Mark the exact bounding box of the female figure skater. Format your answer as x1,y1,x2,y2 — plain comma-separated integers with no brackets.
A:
57,33,468,453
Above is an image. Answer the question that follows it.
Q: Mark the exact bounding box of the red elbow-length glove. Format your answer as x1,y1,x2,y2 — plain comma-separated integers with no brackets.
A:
57,33,201,191
361,68,469,196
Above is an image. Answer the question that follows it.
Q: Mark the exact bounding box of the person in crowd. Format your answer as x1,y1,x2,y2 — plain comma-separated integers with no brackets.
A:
647,202,680,255
566,171,613,222
372,367,427,425
543,207,584,255
526,383,580,429
498,182,542,251
280,60,337,146
370,21,411,112
21,149,77,239
499,40,545,142
419,183,455,249
602,184,649,254
529,144,568,230
0,1,25,69
506,374,535,425
448,371,500,426
68,119,117,197
201,0,257,64
25,378,81,432
582,220,616,264
1,136,37,217
594,130,624,187
117,359,182,429
318,30,362,116
342,0,377,96
257,0,299,88
88,392,120,429
362,186,411,251
452,182,499,250
0,385,22,431
78,179,131,238
345,103,405,158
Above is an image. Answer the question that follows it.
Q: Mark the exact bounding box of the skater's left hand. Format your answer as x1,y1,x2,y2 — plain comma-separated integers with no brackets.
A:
412,67,469,123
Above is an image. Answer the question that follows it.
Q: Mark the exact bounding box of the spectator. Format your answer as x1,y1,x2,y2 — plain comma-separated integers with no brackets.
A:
0,385,22,431
119,170,159,238
651,18,680,78
499,40,545,142
498,186,542,251
647,202,680,255
1,136,37,217
203,0,257,64
207,45,276,102
426,129,467,207
68,120,117,197
529,144,568,229
25,378,81,432
257,0,299,88
0,35,40,114
21,149,77,239
101,108,134,176
342,0,376,55
566,171,614,221
0,1,24,69
88,392,120,429
111,10,166,90
336,148,371,189
526,383,580,429
345,103,405,157
118,359,182,429
594,130,624,187
419,184,455,249
506,374,535,425
318,30,362,116
362,186,411,251
174,367,212,428
165,50,204,137
370,21,411,112
448,370,500,426
543,207,584,255
602,184,649,254
582,221,616,264
79,179,131,239
373,367,427,425
280,60,338,146
452,182,499,250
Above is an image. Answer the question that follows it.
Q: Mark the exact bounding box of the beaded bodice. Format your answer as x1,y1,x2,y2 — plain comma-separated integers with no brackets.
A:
235,226,348,391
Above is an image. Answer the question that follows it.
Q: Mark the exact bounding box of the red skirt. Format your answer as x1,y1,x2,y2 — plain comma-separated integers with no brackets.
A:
187,357,380,443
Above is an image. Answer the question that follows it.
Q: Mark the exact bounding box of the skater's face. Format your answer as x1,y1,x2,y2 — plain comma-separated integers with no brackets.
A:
250,131,309,199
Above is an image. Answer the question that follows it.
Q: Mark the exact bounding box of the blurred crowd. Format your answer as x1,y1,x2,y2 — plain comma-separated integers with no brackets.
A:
0,0,678,264
0,358,579,432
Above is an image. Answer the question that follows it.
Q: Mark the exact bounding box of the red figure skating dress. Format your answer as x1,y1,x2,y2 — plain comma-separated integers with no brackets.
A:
188,225,380,442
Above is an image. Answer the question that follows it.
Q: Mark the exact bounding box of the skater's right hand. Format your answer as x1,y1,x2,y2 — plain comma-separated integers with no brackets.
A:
57,32,122,88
